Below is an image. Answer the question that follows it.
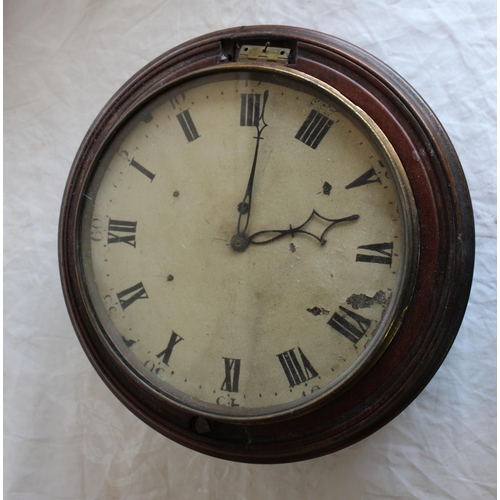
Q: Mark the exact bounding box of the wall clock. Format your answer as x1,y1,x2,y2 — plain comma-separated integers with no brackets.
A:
59,26,474,463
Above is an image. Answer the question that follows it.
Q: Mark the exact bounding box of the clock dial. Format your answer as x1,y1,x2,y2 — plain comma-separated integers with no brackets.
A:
80,68,416,419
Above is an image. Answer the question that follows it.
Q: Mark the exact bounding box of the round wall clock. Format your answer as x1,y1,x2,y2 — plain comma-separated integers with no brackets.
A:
59,26,474,463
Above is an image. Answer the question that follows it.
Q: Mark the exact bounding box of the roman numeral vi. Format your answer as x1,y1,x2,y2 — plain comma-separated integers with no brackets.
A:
220,358,241,392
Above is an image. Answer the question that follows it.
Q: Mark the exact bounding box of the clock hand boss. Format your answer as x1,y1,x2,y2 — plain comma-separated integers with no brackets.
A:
231,90,269,252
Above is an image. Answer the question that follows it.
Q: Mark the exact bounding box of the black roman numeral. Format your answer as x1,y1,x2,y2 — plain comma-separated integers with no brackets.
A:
356,242,394,266
220,358,241,392
277,347,318,388
107,219,137,247
176,109,200,142
295,110,333,149
129,158,155,181
345,167,382,189
240,93,261,126
157,331,183,366
116,282,148,310
328,306,372,344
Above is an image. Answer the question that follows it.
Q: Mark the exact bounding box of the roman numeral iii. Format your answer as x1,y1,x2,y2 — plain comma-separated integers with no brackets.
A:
277,347,318,388
295,110,333,149
356,242,394,266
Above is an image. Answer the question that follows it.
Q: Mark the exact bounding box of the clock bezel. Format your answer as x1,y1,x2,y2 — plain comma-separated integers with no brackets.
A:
75,63,420,423
59,25,474,463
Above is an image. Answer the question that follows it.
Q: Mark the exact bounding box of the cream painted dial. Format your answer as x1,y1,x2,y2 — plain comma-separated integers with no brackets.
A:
80,67,416,420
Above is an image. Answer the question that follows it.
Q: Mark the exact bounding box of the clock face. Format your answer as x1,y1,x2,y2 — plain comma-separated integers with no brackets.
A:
79,67,417,420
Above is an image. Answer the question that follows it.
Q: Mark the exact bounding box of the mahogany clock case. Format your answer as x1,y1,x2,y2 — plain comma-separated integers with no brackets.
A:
59,26,474,463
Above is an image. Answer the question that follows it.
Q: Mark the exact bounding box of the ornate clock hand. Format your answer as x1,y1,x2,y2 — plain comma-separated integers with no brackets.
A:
231,90,269,252
248,211,360,246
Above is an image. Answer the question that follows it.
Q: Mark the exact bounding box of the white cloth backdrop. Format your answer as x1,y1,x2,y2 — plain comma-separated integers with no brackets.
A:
4,1,496,498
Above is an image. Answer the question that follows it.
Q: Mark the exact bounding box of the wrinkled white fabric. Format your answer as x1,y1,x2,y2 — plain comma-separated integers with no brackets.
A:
4,1,496,498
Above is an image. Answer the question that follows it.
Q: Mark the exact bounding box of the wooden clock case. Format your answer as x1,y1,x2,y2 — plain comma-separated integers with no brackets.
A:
59,26,474,463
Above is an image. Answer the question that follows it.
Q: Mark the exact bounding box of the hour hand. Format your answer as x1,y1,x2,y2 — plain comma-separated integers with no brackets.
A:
248,210,360,246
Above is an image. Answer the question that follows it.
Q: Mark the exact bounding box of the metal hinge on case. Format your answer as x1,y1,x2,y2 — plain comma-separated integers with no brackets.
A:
237,44,290,65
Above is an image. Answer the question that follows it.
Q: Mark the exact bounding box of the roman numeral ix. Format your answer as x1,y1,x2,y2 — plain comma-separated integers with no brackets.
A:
107,219,137,247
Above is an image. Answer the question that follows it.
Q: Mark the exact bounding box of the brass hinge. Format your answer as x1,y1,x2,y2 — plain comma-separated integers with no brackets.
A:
237,44,290,65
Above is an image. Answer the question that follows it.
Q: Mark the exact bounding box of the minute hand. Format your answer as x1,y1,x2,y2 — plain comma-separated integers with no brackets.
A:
236,90,269,235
